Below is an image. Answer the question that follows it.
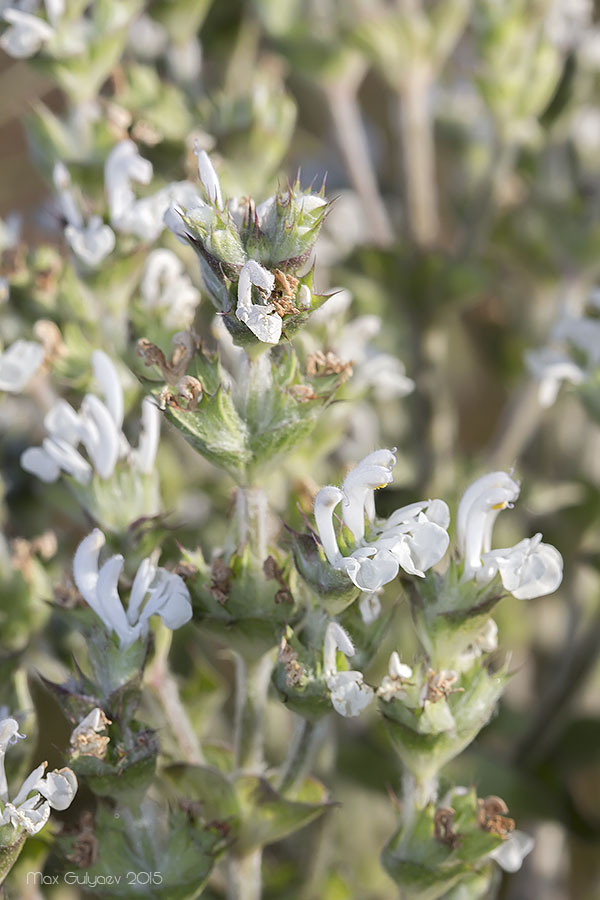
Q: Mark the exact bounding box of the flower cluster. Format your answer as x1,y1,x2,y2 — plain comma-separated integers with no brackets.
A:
314,449,450,592
21,350,159,485
0,718,77,836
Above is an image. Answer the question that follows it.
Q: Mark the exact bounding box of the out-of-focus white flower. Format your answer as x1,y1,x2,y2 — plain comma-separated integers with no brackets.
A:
314,450,449,593
53,162,115,267
0,340,45,393
526,348,585,408
377,652,413,701
323,622,373,717
167,37,202,84
545,0,592,51
458,472,563,598
73,529,192,648
490,829,535,872
0,717,77,836
0,7,53,58
105,140,198,241
20,350,160,484
140,248,200,329
194,144,223,210
236,259,282,344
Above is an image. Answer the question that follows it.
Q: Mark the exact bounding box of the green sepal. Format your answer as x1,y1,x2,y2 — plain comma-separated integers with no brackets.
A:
410,565,505,667
382,790,503,900
184,546,300,658
288,529,359,615
382,662,511,783
159,386,251,481
271,626,333,722
70,721,157,801
0,829,27,883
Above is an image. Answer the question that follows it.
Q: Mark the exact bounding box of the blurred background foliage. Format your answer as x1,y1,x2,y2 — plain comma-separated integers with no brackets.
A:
3,0,600,897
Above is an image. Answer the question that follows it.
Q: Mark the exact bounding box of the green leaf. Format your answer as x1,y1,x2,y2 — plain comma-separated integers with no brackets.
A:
235,774,330,853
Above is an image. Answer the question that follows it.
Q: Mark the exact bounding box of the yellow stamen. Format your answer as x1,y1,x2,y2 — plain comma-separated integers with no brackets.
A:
490,502,507,510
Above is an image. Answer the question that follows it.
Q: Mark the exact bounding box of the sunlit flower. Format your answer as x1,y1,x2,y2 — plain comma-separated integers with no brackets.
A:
314,450,449,593
458,472,563,598
73,529,192,648
323,622,373,717
0,717,77,836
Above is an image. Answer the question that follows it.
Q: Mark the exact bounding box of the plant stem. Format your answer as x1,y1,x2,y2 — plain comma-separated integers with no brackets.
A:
487,377,542,468
279,718,317,794
236,486,268,564
146,625,204,765
227,849,262,900
397,65,439,248
324,67,394,247
233,649,275,772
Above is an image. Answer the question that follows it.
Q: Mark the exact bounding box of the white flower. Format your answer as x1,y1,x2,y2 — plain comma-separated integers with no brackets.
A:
313,451,450,593
377,652,413,701
236,259,282,344
481,534,563,600
457,471,521,581
490,829,535,872
458,472,563,599
0,340,44,393
73,529,192,648
323,622,373,717
0,7,53,58
141,249,200,329
20,350,160,484
0,717,77,836
526,348,586,408
105,141,197,241
53,162,116,267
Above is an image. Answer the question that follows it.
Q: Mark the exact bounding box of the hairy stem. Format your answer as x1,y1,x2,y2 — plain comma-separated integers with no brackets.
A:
146,625,204,765
233,649,275,772
227,849,262,900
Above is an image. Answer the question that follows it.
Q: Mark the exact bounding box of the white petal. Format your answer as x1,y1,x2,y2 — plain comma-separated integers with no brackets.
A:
237,304,282,343
44,399,82,445
37,767,77,810
327,671,374,717
127,557,155,626
194,147,223,209
66,218,115,267
91,351,124,429
4,798,50,834
314,486,344,565
359,591,382,624
0,340,44,392
96,554,133,643
73,529,105,613
490,830,535,873
0,9,53,58
12,762,46,807
323,621,355,675
80,395,120,478
132,397,160,475
237,259,275,307
137,569,192,630
20,446,61,483
42,436,92,484
0,718,23,754
389,652,412,680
